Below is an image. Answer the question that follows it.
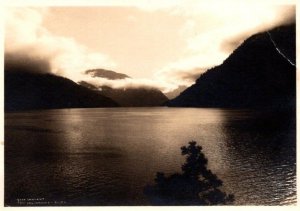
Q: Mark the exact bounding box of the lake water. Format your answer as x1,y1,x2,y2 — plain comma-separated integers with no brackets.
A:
5,108,296,206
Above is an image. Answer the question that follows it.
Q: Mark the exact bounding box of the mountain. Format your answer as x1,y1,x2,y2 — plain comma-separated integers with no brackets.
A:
79,81,168,107
99,86,169,107
5,71,119,111
167,24,296,109
85,69,130,80
80,69,168,106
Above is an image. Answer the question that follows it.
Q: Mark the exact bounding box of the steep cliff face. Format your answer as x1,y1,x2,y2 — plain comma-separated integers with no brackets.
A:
167,24,295,109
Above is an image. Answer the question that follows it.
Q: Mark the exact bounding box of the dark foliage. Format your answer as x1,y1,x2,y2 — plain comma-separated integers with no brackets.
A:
144,141,234,205
167,24,296,109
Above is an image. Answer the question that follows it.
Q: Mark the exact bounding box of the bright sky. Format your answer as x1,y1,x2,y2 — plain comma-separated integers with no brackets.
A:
4,1,296,92
43,7,187,79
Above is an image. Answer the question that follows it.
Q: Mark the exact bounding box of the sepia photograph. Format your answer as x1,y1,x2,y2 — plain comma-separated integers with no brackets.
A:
2,0,297,207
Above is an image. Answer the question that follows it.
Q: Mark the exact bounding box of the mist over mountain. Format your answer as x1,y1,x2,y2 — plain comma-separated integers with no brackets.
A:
164,85,187,100
167,24,296,109
80,68,169,106
5,53,167,110
5,53,52,74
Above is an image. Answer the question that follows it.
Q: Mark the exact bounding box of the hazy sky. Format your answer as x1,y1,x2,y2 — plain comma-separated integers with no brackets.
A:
5,1,296,92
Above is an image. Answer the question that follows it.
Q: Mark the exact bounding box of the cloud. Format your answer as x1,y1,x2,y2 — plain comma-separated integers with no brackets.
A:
156,67,207,86
5,4,296,94
4,7,172,92
5,7,117,82
154,57,212,88
155,4,295,89
4,7,179,92
5,53,51,74
218,5,295,53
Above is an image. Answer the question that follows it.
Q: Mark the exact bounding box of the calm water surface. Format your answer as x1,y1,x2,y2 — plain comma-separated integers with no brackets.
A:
5,108,296,205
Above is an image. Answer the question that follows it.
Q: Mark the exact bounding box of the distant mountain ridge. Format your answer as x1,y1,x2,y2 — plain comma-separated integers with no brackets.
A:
5,71,118,111
167,24,296,109
79,81,168,107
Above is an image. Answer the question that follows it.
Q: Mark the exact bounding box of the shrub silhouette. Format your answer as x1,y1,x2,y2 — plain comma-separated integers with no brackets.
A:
144,141,234,205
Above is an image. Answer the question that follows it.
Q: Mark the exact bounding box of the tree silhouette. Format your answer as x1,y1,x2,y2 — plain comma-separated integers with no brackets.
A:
144,141,234,205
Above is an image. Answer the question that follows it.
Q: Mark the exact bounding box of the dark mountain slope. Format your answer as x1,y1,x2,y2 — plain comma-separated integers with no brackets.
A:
167,24,295,109
5,71,118,111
